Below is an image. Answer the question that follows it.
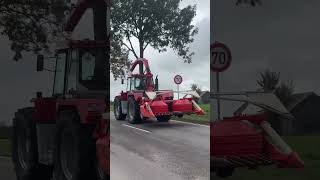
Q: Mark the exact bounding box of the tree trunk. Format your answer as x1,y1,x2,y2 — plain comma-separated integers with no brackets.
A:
139,40,144,58
139,40,144,74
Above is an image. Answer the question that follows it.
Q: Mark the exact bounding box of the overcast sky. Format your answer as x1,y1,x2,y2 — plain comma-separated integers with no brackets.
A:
211,0,320,119
110,0,210,100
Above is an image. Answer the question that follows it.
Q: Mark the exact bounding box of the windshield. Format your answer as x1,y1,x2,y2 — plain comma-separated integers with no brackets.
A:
79,50,107,90
134,77,146,90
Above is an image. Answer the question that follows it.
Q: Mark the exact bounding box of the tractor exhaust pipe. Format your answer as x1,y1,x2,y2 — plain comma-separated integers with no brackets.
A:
155,75,159,91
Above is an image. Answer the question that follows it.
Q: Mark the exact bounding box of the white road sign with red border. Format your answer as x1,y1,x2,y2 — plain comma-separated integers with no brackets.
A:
174,75,183,85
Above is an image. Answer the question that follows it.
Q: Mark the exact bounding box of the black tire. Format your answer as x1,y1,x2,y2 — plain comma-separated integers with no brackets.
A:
215,167,234,178
114,96,126,120
96,160,110,180
12,107,53,180
157,115,171,122
54,110,98,180
127,96,141,124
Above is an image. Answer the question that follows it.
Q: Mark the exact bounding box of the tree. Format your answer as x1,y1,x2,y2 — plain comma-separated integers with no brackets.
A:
257,70,280,92
275,80,294,106
111,0,198,66
110,36,131,80
0,0,69,60
256,69,294,105
191,83,202,95
235,0,262,6
256,70,295,135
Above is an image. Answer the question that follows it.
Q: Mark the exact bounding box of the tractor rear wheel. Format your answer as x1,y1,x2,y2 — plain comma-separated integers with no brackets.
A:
157,115,171,122
215,167,234,178
96,161,110,180
54,110,99,180
127,96,141,124
12,107,52,180
114,96,126,120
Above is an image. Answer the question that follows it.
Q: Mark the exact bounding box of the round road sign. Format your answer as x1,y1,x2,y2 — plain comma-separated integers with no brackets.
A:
174,75,183,85
210,42,232,72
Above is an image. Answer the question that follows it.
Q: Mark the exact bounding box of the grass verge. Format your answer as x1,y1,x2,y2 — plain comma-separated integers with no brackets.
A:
176,104,210,125
0,139,11,157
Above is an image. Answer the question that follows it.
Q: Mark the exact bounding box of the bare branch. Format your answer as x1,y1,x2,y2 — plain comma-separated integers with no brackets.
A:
125,30,138,59
143,42,149,50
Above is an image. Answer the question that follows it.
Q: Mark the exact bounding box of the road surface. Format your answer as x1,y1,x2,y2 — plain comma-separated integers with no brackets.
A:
0,116,210,180
110,115,210,180
0,157,15,180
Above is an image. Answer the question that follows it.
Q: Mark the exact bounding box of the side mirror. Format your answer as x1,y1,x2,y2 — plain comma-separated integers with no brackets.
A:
37,55,44,71
155,75,159,91
121,79,124,84
36,91,42,98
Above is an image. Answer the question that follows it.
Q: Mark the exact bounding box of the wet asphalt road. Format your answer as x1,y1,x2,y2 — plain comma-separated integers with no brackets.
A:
0,157,15,180
0,115,210,180
110,114,210,180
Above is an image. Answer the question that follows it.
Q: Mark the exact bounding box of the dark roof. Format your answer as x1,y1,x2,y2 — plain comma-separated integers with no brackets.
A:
287,92,317,111
200,91,210,97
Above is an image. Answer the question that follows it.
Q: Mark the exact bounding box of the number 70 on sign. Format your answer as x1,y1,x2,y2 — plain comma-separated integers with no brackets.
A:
210,42,232,72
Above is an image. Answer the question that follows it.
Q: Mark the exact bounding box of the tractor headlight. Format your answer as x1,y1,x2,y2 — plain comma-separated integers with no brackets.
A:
88,103,99,112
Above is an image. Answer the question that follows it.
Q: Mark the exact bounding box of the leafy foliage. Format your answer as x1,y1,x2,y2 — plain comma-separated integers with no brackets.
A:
110,36,131,80
275,80,295,106
191,83,202,95
0,0,69,60
257,69,295,135
257,70,280,92
110,0,198,79
235,0,262,6
257,69,295,105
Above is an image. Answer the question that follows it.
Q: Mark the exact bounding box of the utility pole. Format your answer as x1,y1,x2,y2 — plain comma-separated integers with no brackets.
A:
93,0,109,90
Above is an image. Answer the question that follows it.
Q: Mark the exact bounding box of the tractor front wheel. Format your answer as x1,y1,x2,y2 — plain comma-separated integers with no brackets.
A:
127,97,141,124
12,107,52,180
114,96,126,120
54,110,98,180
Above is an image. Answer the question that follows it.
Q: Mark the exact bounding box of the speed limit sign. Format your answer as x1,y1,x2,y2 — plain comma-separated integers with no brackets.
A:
211,42,232,72
174,75,183,85
211,41,232,120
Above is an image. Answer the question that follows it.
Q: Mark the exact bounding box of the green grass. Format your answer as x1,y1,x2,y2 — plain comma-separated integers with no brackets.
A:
0,126,11,139
110,102,114,112
214,136,320,180
0,139,11,157
177,104,210,125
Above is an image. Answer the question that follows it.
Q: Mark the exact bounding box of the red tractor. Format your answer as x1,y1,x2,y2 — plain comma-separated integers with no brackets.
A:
11,0,110,180
211,92,304,178
114,58,205,124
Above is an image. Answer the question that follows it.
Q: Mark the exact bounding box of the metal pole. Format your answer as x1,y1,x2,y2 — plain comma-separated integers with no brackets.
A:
216,72,221,120
177,84,180,99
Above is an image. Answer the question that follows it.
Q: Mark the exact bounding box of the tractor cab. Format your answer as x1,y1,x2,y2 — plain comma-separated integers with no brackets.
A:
37,40,108,97
124,58,158,92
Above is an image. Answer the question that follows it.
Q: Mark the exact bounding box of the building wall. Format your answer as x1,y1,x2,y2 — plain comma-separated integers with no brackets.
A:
291,96,320,135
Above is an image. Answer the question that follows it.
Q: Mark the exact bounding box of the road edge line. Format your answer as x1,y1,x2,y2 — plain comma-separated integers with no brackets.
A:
122,124,151,133
171,120,209,127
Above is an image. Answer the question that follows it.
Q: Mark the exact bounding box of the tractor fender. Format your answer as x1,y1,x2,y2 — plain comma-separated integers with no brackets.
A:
127,93,144,102
57,98,106,124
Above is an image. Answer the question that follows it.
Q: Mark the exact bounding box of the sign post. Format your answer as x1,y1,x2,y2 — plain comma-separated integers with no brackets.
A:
211,42,232,120
174,75,183,99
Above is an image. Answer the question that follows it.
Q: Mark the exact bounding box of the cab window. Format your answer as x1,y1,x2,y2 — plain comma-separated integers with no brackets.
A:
53,52,67,95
